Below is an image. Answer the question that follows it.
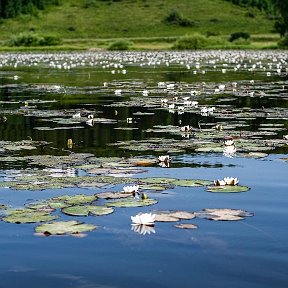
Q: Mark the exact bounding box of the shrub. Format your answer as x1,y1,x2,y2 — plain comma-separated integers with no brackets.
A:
172,34,208,50
107,39,133,50
83,0,97,8
8,32,61,47
39,35,62,46
229,32,250,42
278,37,288,48
164,10,195,27
231,38,251,45
207,36,228,46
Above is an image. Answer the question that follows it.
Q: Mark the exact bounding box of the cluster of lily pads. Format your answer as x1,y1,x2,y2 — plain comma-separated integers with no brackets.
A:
0,50,287,237
0,189,253,236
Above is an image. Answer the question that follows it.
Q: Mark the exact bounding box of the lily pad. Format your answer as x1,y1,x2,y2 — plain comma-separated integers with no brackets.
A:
139,177,176,184
106,198,158,208
62,205,114,216
206,185,250,193
196,208,254,221
51,194,97,205
139,184,168,191
3,209,58,224
171,179,213,187
174,223,198,229
95,192,132,199
154,210,195,222
35,220,97,235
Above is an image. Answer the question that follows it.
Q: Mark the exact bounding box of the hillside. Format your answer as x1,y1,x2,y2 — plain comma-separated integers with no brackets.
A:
0,0,279,50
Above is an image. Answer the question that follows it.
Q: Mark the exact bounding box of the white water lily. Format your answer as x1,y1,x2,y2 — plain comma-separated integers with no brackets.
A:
131,212,156,226
158,155,171,163
72,112,81,118
214,179,226,186
131,224,156,235
123,185,139,193
224,139,234,146
180,125,193,132
224,177,239,186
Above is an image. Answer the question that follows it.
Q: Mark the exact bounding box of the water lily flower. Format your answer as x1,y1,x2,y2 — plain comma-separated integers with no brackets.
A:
180,125,193,133
114,89,122,95
158,155,171,163
224,177,239,186
224,139,234,146
214,124,223,131
191,101,199,107
123,185,139,194
214,179,226,186
72,112,81,118
131,212,156,226
161,98,168,106
86,119,94,126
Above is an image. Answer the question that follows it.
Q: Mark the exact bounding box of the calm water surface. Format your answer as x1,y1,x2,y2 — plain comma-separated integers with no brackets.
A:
0,51,287,288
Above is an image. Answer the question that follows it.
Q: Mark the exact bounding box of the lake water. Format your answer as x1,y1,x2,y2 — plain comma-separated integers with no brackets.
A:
0,50,287,288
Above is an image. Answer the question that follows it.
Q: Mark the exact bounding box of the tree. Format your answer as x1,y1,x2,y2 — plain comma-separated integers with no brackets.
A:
272,0,288,37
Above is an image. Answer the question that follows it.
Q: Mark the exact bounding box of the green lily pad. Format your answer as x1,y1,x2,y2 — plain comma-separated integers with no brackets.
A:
106,198,158,208
51,194,98,205
35,220,97,235
139,184,168,191
27,194,98,211
171,179,213,187
0,204,7,210
62,205,114,216
241,152,269,158
95,192,132,199
139,177,176,184
206,185,250,193
3,209,58,224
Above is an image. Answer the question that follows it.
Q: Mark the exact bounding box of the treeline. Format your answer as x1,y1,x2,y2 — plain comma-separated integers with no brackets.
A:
0,0,59,19
225,0,273,12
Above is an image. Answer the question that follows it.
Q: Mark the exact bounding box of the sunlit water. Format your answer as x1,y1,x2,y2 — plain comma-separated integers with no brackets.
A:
0,51,287,288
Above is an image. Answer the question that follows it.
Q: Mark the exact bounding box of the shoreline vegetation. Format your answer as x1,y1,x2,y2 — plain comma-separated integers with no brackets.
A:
0,33,282,52
0,0,286,51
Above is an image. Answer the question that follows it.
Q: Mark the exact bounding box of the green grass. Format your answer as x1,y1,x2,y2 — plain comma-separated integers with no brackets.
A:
0,0,280,50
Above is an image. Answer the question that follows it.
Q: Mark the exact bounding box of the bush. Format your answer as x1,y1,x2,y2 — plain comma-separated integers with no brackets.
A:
39,35,62,46
8,32,61,47
278,37,288,48
207,36,228,46
83,0,97,8
107,39,133,50
164,10,195,27
229,32,250,42
172,34,208,50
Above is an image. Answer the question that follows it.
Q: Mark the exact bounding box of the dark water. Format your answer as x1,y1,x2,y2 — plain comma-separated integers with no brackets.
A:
0,51,287,288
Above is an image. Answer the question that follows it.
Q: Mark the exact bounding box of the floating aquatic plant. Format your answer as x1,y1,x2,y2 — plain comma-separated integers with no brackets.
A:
106,198,157,208
35,220,97,236
131,212,156,226
62,205,114,217
196,208,254,221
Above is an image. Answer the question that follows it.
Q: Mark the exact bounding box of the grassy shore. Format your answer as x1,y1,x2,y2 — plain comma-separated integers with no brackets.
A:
0,0,281,51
